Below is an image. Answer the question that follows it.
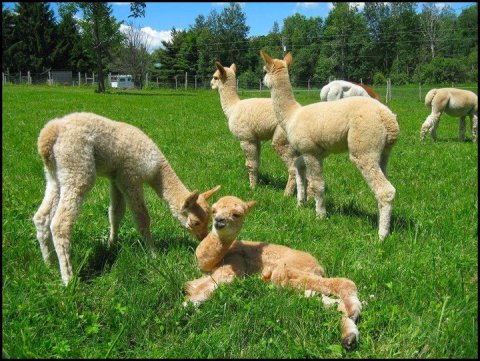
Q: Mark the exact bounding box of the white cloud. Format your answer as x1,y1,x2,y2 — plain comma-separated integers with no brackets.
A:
119,24,175,52
349,2,365,11
296,2,320,8
328,3,334,10
110,2,130,6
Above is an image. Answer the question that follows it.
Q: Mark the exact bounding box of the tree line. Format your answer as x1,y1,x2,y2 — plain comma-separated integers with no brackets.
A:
2,2,478,92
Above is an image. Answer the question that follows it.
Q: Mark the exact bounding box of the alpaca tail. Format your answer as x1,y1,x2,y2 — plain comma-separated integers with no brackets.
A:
378,105,400,147
425,89,437,108
38,120,60,169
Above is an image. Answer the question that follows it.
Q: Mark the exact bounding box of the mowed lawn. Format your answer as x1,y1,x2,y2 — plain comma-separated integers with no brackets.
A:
2,84,477,358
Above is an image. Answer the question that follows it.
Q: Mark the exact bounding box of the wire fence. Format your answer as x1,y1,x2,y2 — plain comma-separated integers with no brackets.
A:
3,70,477,103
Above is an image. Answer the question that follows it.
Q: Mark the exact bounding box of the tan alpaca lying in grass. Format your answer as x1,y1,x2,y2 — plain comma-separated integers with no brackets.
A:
211,62,303,196
33,112,220,285
184,195,362,350
260,51,400,240
420,88,478,142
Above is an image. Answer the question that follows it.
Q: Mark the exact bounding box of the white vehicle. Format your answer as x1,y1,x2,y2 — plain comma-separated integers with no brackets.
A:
110,75,134,89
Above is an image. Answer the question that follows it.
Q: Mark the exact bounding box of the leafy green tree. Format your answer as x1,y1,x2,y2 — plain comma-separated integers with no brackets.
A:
5,3,57,73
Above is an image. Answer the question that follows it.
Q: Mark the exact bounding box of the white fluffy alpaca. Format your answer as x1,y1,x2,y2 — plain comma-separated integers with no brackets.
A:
320,80,370,101
33,112,220,285
261,51,399,240
420,88,478,142
211,62,302,196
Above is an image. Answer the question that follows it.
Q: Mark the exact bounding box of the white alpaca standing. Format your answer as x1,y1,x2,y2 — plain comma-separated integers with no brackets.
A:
420,87,478,142
185,195,362,350
320,80,370,101
211,62,303,196
261,51,400,240
32,112,220,285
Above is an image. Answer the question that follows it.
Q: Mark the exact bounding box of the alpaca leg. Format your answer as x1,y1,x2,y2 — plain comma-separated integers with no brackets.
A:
350,154,396,240
272,128,296,196
185,257,245,306
121,184,155,257
295,155,307,205
108,181,126,246
303,154,326,218
240,140,260,189
270,267,361,350
33,167,59,266
471,114,478,142
420,112,441,141
50,181,93,286
379,146,392,179
458,117,466,141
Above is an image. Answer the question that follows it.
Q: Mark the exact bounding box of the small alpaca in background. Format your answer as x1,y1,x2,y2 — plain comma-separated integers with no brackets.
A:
320,80,379,101
33,112,220,285
211,62,304,196
420,88,478,142
261,51,399,240
185,195,362,350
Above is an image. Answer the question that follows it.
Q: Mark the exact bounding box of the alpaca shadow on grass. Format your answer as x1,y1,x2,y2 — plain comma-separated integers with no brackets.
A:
428,137,475,143
258,173,287,191
78,233,199,283
329,200,416,234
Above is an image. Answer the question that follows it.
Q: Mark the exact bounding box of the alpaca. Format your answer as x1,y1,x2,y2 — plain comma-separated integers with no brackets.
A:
32,112,220,285
420,88,478,142
352,81,381,101
184,196,362,350
211,61,302,196
261,51,400,240
320,80,372,101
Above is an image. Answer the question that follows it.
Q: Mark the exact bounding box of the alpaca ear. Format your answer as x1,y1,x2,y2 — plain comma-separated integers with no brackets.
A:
201,185,221,200
230,64,237,73
284,52,293,67
215,61,227,78
260,50,273,65
182,190,200,210
245,201,257,213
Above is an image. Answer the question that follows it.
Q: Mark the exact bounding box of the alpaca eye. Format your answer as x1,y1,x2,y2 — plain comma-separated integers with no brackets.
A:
213,76,218,80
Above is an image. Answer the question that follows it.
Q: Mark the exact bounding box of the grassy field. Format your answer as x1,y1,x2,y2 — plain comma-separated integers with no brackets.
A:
2,84,477,358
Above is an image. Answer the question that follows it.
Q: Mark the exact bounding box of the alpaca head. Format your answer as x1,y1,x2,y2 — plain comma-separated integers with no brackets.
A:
182,185,221,240
260,51,292,88
211,196,256,241
211,62,237,90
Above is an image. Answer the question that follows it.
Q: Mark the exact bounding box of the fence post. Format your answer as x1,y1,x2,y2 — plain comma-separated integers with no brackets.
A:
78,72,81,86
175,76,178,90
145,73,148,88
195,75,197,90
308,78,311,91
19,71,22,84
360,78,363,84
185,72,187,90
259,79,262,91
92,72,95,85
419,83,422,101
28,71,31,84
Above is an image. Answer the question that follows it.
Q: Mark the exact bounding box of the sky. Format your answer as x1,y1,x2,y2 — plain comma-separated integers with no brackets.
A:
3,2,477,52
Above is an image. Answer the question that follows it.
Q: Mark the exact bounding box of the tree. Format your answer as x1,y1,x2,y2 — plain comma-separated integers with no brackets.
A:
111,21,151,89
5,3,57,73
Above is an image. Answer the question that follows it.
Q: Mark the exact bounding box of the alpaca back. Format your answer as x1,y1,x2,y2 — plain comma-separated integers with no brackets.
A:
426,88,477,116
39,112,165,179
320,80,369,101
288,97,398,152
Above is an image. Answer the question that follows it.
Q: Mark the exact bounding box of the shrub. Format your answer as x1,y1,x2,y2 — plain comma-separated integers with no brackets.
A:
373,72,387,85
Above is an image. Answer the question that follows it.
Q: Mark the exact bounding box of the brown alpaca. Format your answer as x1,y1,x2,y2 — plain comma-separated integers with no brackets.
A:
184,196,362,350
33,112,220,285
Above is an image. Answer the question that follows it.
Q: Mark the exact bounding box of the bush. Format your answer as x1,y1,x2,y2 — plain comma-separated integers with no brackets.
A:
413,57,468,84
373,72,387,85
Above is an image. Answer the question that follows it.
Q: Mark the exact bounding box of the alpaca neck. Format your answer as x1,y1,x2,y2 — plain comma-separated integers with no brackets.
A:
195,230,236,272
151,159,190,226
270,73,301,128
218,80,240,119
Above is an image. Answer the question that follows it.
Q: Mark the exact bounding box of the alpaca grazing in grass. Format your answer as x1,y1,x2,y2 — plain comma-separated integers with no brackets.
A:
420,88,478,142
261,51,400,240
320,80,379,102
184,195,362,350
32,112,220,285
211,61,302,196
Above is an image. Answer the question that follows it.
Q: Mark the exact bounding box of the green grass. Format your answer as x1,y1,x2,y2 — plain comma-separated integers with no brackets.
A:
2,84,478,358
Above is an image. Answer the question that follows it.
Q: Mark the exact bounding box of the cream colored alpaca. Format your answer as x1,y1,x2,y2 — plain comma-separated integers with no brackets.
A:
260,51,400,240
211,62,301,195
32,112,220,285
184,196,362,350
420,88,478,142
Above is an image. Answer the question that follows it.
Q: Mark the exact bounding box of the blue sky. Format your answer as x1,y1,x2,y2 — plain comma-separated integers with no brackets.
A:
3,2,477,51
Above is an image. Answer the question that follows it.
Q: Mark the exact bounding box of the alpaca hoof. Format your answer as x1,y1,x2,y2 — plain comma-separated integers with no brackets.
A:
342,332,358,350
